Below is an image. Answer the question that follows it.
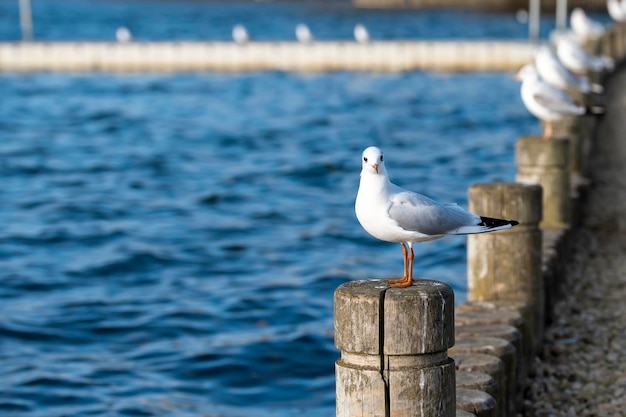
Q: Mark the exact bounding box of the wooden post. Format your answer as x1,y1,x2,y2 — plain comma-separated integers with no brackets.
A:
515,136,571,228
467,182,542,299
612,23,621,58
334,279,455,417
618,23,624,59
450,337,515,417
456,371,499,411
467,182,543,352
455,323,525,409
453,353,505,394
552,114,590,176
456,389,496,417
456,301,537,371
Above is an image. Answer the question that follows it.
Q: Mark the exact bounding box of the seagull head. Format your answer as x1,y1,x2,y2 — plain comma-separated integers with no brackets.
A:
515,64,539,81
361,146,386,176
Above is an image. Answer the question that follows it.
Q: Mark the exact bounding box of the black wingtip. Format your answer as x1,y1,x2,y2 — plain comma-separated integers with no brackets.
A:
478,216,519,229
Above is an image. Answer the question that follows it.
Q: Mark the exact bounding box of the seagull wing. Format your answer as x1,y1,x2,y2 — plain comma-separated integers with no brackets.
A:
388,190,479,236
533,88,583,114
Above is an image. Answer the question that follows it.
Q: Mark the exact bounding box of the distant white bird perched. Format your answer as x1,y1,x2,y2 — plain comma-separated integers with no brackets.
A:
295,23,313,43
556,35,615,74
232,24,250,44
353,23,370,43
516,64,604,139
355,146,518,288
607,0,626,22
115,26,132,43
570,8,605,43
535,45,604,94
516,9,529,24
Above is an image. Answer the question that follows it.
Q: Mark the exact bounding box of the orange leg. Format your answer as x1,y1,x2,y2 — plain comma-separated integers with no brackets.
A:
388,244,414,288
542,121,553,141
387,243,408,285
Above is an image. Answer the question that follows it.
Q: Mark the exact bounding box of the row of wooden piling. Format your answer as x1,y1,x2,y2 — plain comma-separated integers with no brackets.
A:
334,21,626,417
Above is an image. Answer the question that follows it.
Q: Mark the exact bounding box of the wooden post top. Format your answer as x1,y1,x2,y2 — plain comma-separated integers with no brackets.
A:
334,279,454,355
515,136,570,168
468,182,542,225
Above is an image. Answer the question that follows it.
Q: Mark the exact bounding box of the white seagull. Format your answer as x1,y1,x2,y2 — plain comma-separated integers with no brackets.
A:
556,34,614,74
115,26,132,43
232,24,250,44
535,45,603,94
354,24,370,43
295,23,313,43
516,64,604,139
570,8,605,43
607,0,626,22
355,146,519,288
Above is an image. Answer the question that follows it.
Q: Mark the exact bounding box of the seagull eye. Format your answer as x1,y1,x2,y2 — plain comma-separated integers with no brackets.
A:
363,157,368,162
380,155,384,161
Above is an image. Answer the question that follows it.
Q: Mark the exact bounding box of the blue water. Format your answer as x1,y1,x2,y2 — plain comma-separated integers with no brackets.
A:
0,0,592,416
0,0,572,42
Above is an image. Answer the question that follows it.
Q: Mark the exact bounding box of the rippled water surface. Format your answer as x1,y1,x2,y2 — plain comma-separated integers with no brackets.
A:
0,0,561,416
0,0,561,42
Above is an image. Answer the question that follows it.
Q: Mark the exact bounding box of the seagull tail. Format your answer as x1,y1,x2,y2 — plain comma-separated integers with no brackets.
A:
586,105,606,115
454,216,519,235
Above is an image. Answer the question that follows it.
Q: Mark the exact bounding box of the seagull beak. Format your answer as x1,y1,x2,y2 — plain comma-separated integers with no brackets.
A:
371,163,379,173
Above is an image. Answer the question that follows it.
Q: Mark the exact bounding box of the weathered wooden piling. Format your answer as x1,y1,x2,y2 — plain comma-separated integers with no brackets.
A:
453,353,505,391
451,19,624,417
467,182,542,299
334,279,456,416
590,23,626,60
456,409,478,417
551,115,590,175
608,24,625,60
456,371,499,410
466,182,544,365
453,353,504,416
455,388,496,417
455,323,525,408
450,337,516,417
456,302,533,368
515,136,571,228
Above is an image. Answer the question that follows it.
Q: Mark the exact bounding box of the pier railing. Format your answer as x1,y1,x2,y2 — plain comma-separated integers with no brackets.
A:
334,21,626,417
0,40,534,73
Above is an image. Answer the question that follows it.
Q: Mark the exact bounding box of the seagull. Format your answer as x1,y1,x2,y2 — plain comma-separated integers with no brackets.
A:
295,23,313,43
115,26,132,43
607,0,626,22
232,24,250,44
516,9,529,24
516,64,604,139
570,8,605,43
555,34,614,74
355,146,519,288
534,45,603,94
354,24,370,43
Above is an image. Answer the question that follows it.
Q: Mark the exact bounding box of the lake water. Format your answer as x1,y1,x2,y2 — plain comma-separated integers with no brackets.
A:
0,0,602,416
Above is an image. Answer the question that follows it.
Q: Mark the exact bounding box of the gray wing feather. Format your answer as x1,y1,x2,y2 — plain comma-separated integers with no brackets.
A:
533,89,584,114
388,190,479,235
